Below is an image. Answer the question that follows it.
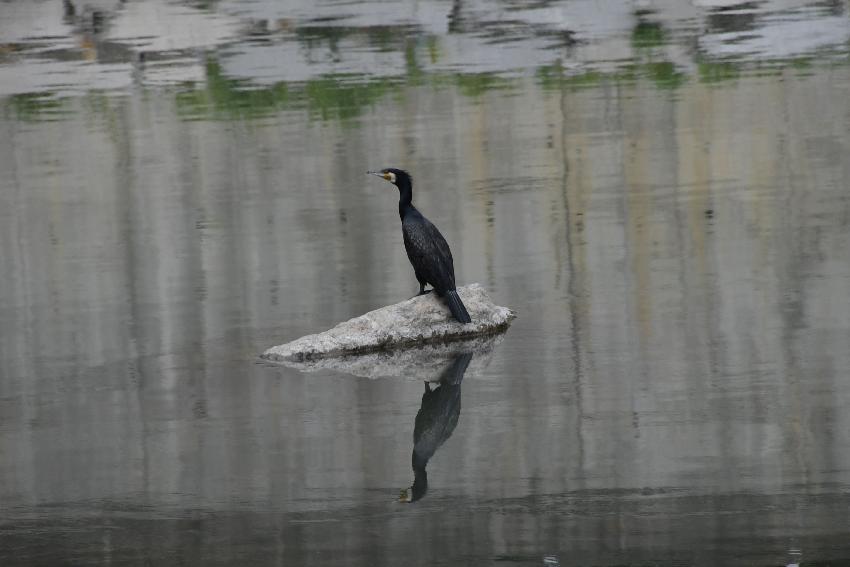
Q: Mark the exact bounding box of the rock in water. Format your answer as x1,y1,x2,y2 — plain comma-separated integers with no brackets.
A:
261,283,514,362
269,333,505,380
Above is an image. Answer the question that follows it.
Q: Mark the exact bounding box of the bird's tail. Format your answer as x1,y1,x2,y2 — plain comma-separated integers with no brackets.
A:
445,290,472,324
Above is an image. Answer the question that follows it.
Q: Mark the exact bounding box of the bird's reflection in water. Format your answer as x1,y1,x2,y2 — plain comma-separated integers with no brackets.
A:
400,351,474,503
274,332,505,501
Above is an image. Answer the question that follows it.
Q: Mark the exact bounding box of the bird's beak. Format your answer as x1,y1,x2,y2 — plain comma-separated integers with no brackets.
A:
367,170,390,181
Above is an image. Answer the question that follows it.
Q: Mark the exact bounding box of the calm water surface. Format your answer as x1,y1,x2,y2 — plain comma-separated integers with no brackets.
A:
2,1,850,565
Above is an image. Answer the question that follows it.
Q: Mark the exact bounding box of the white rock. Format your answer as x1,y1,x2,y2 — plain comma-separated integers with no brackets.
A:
261,283,514,362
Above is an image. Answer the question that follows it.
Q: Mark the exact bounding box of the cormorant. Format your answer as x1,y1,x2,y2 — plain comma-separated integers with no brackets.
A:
399,351,474,503
367,168,472,324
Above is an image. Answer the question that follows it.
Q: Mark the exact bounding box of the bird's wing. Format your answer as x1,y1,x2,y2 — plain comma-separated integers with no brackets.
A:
403,216,456,290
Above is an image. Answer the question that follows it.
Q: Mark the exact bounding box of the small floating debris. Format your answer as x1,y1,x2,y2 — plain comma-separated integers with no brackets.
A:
261,283,514,363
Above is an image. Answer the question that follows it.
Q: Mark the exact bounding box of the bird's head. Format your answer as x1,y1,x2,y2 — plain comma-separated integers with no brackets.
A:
367,167,410,187
398,483,428,503
398,467,428,503
398,486,414,503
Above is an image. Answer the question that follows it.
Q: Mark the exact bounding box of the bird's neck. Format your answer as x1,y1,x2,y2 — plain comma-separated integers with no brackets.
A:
397,181,413,220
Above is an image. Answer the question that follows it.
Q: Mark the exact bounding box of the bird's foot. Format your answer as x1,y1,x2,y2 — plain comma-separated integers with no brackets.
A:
416,289,433,296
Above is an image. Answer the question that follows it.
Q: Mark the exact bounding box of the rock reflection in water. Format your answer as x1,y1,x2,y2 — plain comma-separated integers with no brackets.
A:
273,332,504,381
400,351,473,503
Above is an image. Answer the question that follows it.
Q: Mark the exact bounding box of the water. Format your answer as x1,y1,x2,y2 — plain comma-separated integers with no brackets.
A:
2,1,850,565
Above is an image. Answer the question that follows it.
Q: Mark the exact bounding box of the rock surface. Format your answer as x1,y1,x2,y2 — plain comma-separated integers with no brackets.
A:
261,283,514,362
268,332,506,380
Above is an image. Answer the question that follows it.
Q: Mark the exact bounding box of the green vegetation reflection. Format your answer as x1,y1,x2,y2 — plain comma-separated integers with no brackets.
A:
698,60,741,84
632,21,667,49
4,92,70,122
175,57,509,122
171,38,849,122
176,59,292,120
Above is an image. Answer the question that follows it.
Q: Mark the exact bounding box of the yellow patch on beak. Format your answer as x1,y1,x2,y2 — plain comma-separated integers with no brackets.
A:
385,172,396,183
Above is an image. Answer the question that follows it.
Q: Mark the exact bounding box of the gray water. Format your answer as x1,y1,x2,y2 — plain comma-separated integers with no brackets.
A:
2,1,850,565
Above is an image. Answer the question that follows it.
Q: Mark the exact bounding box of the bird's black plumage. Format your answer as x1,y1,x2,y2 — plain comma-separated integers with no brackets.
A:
368,168,472,324
402,351,473,502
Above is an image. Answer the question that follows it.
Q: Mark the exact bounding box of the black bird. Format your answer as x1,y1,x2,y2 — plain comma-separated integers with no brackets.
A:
400,351,473,503
367,168,472,324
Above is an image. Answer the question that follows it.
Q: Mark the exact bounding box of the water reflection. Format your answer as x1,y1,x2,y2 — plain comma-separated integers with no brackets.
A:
3,0,850,564
2,0,849,104
401,351,473,503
